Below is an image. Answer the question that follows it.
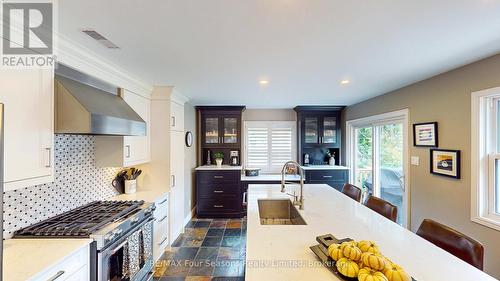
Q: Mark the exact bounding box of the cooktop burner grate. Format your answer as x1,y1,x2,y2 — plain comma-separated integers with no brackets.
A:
13,200,144,237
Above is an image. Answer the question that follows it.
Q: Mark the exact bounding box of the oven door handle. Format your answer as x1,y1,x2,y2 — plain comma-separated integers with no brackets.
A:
110,240,128,255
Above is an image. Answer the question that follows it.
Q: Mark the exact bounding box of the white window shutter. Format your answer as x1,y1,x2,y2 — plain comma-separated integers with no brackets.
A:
270,127,293,169
246,127,269,169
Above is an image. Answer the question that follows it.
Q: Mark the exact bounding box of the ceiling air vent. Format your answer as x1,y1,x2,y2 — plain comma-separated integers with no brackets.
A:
82,29,120,49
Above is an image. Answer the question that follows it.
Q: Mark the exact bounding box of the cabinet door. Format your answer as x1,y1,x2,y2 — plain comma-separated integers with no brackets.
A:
169,131,185,245
222,116,238,144
321,116,338,144
122,90,151,167
0,68,54,191
170,100,184,132
304,116,320,144
202,115,221,145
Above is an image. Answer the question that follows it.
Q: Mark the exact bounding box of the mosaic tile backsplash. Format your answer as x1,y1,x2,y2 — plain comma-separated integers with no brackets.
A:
3,134,121,238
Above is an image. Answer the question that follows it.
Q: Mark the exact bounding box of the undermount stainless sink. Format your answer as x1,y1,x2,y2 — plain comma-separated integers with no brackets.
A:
258,199,307,225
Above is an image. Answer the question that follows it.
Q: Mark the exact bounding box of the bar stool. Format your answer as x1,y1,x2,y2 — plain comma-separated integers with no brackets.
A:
416,219,484,270
364,196,398,222
341,183,362,202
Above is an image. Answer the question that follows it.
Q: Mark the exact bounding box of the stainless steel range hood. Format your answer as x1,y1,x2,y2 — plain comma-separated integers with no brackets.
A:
55,64,146,136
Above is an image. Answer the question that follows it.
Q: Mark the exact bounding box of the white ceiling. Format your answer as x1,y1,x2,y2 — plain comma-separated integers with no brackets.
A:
59,0,500,108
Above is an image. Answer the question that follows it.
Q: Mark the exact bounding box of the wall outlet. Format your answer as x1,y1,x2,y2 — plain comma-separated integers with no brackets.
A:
411,156,420,166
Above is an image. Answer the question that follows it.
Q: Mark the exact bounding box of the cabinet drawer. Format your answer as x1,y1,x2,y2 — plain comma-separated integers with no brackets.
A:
197,171,240,183
307,170,347,181
32,244,89,281
153,217,168,261
198,198,240,212
153,195,168,220
198,183,239,198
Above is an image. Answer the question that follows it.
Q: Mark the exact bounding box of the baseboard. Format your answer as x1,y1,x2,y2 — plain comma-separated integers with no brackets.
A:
183,206,196,227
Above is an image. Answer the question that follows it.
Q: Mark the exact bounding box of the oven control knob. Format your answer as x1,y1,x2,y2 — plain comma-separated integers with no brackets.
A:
113,229,123,236
104,234,114,241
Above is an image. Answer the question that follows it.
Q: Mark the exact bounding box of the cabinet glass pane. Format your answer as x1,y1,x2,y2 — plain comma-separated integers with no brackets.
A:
224,117,238,143
322,117,337,144
205,117,219,144
305,117,319,143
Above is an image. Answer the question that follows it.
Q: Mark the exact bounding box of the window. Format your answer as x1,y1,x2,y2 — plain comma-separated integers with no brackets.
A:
244,121,296,173
471,88,500,231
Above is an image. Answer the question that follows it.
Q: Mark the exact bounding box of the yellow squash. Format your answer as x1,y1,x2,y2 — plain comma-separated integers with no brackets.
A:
384,264,411,281
342,244,363,261
361,252,386,271
358,240,380,254
336,258,360,278
328,243,344,261
358,268,389,281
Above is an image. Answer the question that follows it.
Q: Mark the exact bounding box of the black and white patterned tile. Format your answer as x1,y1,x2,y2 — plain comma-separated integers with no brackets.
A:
2,134,121,237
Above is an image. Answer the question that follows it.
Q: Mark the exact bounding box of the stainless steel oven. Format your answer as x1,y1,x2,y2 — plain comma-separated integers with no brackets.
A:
98,217,154,281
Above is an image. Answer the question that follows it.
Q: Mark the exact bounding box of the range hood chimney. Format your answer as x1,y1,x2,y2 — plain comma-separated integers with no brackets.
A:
55,64,146,136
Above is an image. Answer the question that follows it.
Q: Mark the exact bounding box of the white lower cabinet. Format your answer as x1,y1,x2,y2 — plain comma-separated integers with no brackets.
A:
153,193,169,262
31,244,89,281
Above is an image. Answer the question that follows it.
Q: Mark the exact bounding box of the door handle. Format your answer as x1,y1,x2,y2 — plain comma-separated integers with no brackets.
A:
125,145,131,158
242,192,247,206
213,205,224,208
322,175,333,178
158,235,168,246
171,175,176,187
171,116,176,127
45,147,52,167
213,175,224,179
158,215,168,223
213,190,224,193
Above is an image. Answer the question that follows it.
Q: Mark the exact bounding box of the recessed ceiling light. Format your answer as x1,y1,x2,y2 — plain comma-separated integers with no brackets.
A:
340,79,350,85
259,80,269,85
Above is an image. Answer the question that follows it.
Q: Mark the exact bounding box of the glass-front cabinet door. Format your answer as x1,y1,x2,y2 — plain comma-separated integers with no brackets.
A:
223,117,238,144
204,117,220,144
322,116,337,144
304,117,319,144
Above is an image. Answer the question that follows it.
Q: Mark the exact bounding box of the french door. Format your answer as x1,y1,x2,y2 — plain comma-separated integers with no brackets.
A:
347,110,409,227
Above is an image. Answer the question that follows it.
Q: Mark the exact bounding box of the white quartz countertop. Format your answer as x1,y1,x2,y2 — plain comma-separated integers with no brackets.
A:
241,174,302,182
301,165,350,170
195,165,243,171
3,238,93,281
112,189,168,203
245,184,496,281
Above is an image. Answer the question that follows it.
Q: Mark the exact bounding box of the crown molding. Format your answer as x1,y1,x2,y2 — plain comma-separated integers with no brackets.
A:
55,33,153,98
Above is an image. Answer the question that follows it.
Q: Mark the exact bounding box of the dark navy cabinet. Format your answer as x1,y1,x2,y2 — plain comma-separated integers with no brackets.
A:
196,170,243,218
304,168,349,192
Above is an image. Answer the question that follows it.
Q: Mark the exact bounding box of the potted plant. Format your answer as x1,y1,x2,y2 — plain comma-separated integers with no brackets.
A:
214,152,224,167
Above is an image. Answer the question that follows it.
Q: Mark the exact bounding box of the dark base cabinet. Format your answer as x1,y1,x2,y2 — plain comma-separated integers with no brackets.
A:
304,169,349,192
196,170,244,218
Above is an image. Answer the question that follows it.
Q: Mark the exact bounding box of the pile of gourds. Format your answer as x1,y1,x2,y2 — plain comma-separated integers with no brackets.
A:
327,240,410,281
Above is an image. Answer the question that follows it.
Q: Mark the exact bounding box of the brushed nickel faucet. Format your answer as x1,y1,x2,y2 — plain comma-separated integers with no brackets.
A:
280,161,305,210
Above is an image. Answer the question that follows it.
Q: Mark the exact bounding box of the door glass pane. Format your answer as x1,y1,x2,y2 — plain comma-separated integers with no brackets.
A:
205,117,219,144
378,123,404,225
322,117,337,144
355,127,373,194
305,117,319,143
224,117,238,143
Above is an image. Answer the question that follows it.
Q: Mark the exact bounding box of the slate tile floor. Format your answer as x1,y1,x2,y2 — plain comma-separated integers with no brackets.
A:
154,218,247,281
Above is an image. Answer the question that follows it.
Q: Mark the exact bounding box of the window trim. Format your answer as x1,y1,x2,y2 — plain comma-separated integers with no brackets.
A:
243,121,296,173
471,87,500,231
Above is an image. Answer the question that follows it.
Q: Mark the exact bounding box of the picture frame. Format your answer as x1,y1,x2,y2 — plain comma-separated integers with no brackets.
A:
413,122,438,147
430,149,461,179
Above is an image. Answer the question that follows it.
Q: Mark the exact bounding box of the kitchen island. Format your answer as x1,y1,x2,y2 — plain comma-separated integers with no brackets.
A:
245,184,496,281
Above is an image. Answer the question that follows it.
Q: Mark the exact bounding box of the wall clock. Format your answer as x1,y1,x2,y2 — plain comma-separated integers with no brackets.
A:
185,131,193,147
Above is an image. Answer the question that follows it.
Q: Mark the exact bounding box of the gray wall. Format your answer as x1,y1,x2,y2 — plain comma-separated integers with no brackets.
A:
343,54,500,278
184,103,197,217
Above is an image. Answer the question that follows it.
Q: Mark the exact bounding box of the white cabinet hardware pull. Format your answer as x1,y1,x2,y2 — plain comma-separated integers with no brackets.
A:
171,116,176,127
125,145,131,158
46,270,65,281
45,147,51,167
214,205,224,208
171,175,176,187
158,215,168,223
323,175,333,178
158,236,168,246
242,192,247,206
213,175,224,179
213,190,223,193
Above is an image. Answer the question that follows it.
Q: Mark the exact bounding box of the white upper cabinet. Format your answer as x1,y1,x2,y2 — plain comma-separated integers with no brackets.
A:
170,100,184,132
95,90,151,167
0,68,54,191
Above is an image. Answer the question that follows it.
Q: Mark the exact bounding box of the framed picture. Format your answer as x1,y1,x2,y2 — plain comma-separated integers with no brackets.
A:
430,149,461,179
413,122,438,147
